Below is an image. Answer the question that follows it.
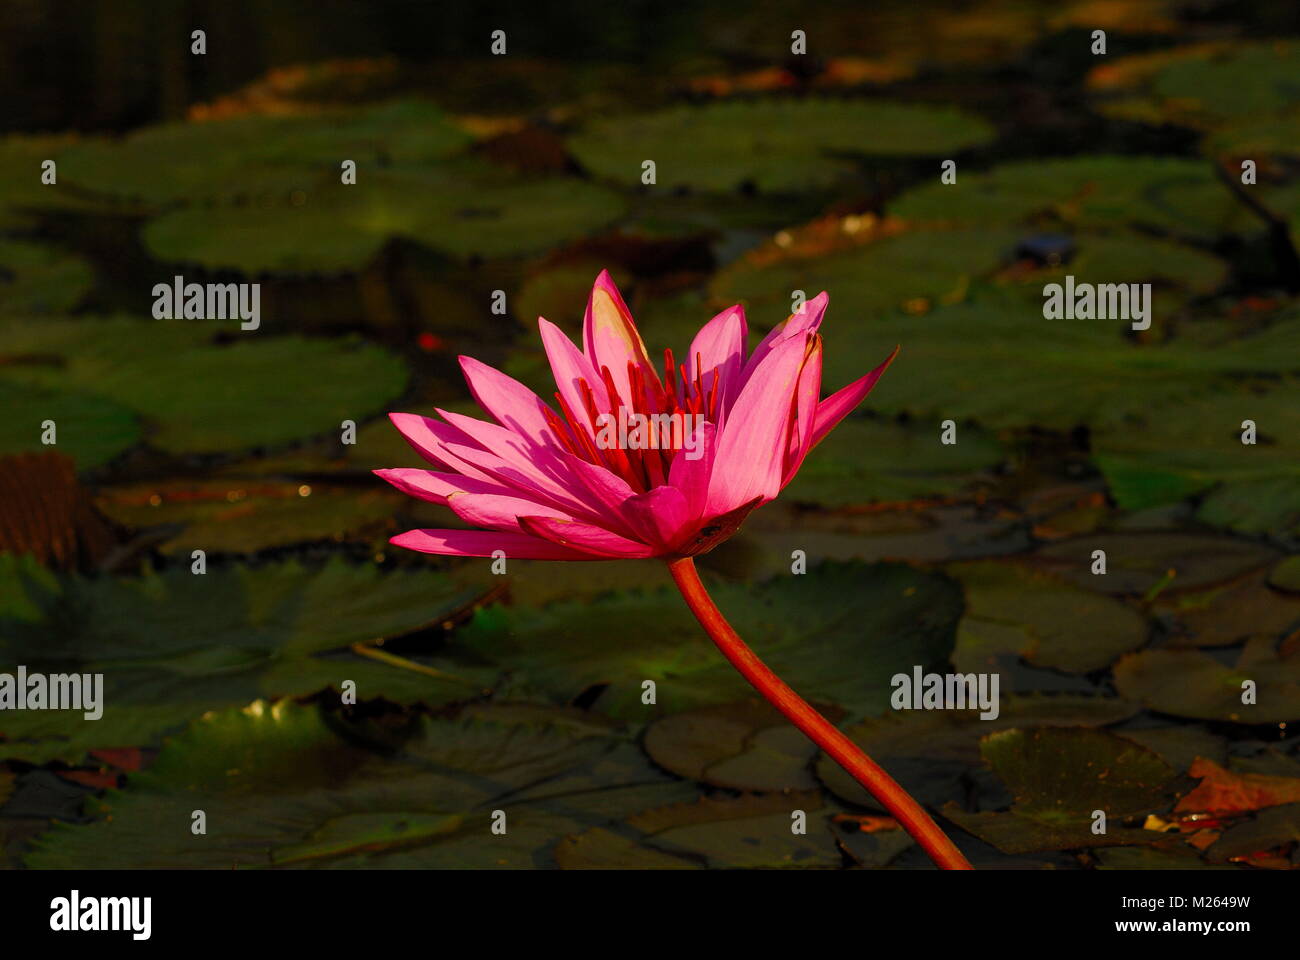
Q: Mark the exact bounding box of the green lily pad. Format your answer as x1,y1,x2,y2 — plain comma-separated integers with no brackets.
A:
450,560,962,721
717,236,1229,413
1269,556,1300,593
816,695,1139,810
890,155,1253,242
0,558,491,763
1089,42,1300,133
0,317,407,455
26,701,695,869
568,99,995,194
58,100,472,206
142,166,626,272
1033,533,1278,595
0,380,140,470
1155,569,1300,648
565,792,841,870
94,479,404,555
941,727,1177,854
784,416,1003,507
1094,844,1230,869
1206,802,1300,863
1196,475,1300,540
1116,724,1228,772
643,698,846,792
0,134,106,231
0,239,95,314
1113,647,1300,725
949,560,1149,674
1093,379,1300,515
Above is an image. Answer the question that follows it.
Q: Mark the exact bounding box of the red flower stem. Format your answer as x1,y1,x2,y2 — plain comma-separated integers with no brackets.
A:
667,557,973,871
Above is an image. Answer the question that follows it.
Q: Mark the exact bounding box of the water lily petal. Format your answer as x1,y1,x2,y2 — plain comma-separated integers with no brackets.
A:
446,491,575,533
667,420,715,522
705,332,810,516
623,485,692,549
739,291,828,388
686,304,747,418
809,345,899,449
390,528,594,560
782,335,824,486
373,468,518,505
458,355,559,450
583,270,660,410
539,317,609,434
387,412,496,482
518,514,657,558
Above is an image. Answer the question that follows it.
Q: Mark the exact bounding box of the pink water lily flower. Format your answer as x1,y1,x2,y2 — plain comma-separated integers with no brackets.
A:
377,271,896,562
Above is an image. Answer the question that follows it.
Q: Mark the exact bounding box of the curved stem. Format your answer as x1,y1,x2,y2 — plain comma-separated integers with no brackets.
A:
667,557,973,871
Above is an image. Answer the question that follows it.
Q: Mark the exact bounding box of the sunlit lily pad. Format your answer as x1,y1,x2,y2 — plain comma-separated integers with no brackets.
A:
949,560,1149,674
1113,647,1300,725
0,558,490,763
0,317,407,455
450,561,961,721
26,701,694,868
0,380,140,470
816,695,1139,810
568,99,995,193
941,727,1178,854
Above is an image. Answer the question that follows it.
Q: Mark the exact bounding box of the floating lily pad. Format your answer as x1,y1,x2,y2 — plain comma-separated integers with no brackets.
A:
1269,556,1300,593
1089,42,1300,132
1206,802,1300,863
784,417,1003,507
0,558,490,763
816,695,1139,811
58,100,472,206
1093,379,1300,515
0,239,95,314
450,561,961,721
0,134,106,230
0,317,408,455
1113,647,1300,725
142,166,626,272
890,156,1252,242
1117,724,1228,772
941,727,1177,854
1156,569,1300,648
643,698,845,792
949,560,1149,674
0,380,140,470
561,792,841,870
26,701,693,868
1034,533,1278,595
568,99,995,194
94,479,404,555
1094,844,1228,869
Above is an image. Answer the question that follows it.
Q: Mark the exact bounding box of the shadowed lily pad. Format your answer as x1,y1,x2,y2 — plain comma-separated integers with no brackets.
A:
941,727,1178,854
0,239,95,315
0,558,491,763
1113,647,1300,725
949,560,1149,674
0,380,141,470
1034,533,1278,595
816,695,1139,810
1205,802,1300,863
26,701,693,868
450,561,961,721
